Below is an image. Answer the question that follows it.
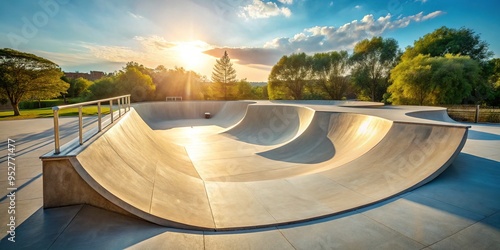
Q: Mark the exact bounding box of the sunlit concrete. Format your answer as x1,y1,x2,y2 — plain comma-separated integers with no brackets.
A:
1,101,499,249
38,101,469,230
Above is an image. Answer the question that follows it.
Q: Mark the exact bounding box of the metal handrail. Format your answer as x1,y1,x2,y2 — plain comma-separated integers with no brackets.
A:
52,94,131,154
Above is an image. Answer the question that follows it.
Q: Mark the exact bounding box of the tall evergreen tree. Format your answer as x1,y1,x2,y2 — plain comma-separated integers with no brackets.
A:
211,51,237,100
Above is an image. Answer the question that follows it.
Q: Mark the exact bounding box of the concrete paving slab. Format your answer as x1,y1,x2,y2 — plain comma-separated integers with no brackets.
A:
428,211,500,250
49,205,203,250
0,205,82,249
204,228,294,250
0,198,43,239
278,212,424,249
361,193,484,245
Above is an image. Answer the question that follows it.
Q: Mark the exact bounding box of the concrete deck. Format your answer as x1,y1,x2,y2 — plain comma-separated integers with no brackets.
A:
1,101,499,249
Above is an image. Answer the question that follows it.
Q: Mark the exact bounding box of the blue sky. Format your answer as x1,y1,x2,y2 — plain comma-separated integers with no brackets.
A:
1,0,499,81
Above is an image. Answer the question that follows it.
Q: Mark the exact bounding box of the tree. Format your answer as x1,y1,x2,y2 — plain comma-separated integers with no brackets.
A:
398,27,494,104
389,54,434,105
115,62,155,102
235,79,255,99
67,77,93,98
87,76,118,100
251,85,268,100
402,26,493,62
389,54,481,105
268,53,311,100
311,51,351,100
0,48,69,115
350,37,400,101
153,66,205,100
211,51,237,100
487,58,500,106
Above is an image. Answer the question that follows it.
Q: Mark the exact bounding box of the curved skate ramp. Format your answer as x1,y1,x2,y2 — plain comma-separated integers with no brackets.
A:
42,101,469,230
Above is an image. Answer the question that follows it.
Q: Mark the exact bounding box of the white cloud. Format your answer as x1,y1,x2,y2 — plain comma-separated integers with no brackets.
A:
82,44,145,63
277,0,293,4
390,11,445,28
263,11,445,53
127,11,144,20
241,0,292,19
210,10,446,67
422,10,445,21
354,5,361,9
134,35,176,51
415,0,428,3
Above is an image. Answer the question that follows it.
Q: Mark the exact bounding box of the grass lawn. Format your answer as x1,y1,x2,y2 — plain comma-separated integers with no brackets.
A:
0,105,111,121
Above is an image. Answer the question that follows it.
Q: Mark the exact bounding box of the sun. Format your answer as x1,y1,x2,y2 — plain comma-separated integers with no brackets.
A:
174,42,208,70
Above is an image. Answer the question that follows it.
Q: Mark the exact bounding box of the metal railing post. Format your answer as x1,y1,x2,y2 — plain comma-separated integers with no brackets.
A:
79,106,83,145
97,102,102,132
118,98,122,117
110,100,114,123
128,96,131,111
53,109,60,154
475,105,479,123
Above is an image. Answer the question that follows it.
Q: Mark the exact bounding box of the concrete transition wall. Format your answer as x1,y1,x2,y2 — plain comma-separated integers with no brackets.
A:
41,101,468,231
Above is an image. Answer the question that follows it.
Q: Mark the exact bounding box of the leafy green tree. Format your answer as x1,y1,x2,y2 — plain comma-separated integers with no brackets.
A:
311,51,351,100
398,26,495,104
402,26,493,62
211,51,237,100
251,85,268,100
268,53,311,100
235,79,255,99
115,62,155,102
67,77,93,98
389,54,480,105
87,76,117,100
487,58,500,105
350,37,400,101
389,54,433,105
0,48,69,115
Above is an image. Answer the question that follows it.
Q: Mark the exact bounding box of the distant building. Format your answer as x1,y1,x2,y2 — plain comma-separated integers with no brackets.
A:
64,71,106,81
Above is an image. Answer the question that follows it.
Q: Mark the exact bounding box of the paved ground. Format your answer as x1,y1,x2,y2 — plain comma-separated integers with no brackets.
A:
0,105,499,249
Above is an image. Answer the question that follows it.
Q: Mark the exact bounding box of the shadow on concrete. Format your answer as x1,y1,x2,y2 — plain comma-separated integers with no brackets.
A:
0,205,190,250
0,173,42,202
468,130,500,141
258,138,335,164
0,115,111,163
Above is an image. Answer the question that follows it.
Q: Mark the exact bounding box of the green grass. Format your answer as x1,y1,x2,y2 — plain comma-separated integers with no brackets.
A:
0,106,111,121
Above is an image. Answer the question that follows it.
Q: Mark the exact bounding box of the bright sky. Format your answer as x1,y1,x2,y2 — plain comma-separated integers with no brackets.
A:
1,0,499,82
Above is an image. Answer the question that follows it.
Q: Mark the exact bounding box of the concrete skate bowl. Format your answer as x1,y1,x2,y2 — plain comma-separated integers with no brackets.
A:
41,101,469,231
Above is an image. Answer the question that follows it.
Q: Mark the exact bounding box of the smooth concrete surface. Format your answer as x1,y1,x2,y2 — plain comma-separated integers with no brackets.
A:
40,101,469,230
1,101,498,249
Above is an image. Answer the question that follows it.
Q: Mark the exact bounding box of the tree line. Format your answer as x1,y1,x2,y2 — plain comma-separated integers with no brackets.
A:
64,58,267,103
1,26,500,116
0,49,267,115
268,26,500,106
